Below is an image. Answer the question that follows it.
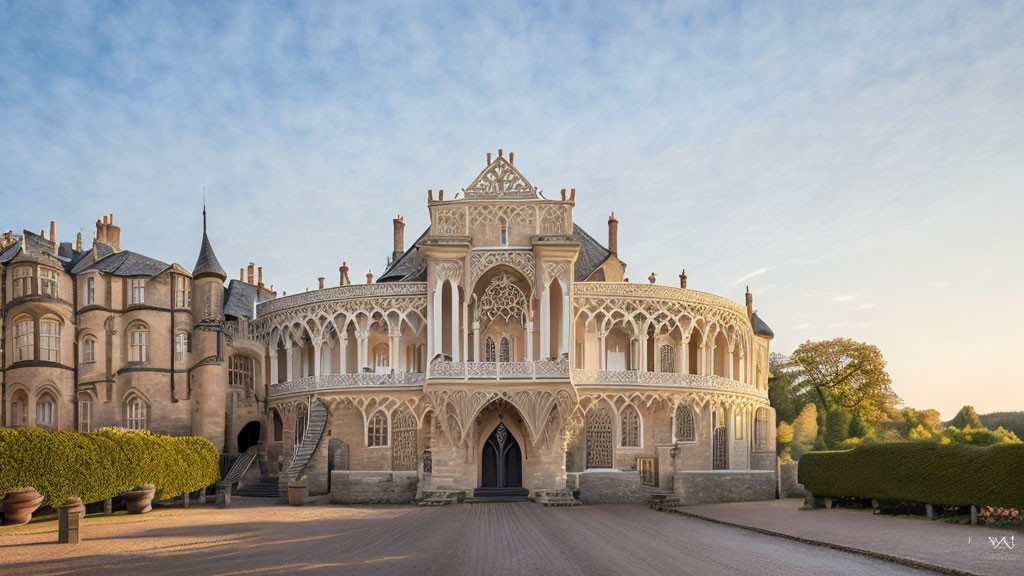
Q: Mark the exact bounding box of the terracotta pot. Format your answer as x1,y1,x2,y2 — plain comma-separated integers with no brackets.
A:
63,496,86,520
287,480,307,506
123,484,156,514
2,487,44,526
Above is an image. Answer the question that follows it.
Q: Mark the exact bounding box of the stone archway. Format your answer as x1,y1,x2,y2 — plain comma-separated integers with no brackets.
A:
480,421,522,489
237,421,261,453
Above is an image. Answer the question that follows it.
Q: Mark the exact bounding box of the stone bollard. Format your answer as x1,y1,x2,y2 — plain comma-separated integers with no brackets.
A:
871,499,880,514
58,497,83,544
183,491,190,509
925,503,935,520
200,486,207,504
824,497,834,510
216,483,231,508
971,505,978,526
103,498,112,515
288,480,308,506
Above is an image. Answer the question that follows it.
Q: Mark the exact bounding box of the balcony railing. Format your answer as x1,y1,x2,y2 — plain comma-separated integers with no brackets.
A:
571,369,761,395
269,372,425,397
428,358,570,380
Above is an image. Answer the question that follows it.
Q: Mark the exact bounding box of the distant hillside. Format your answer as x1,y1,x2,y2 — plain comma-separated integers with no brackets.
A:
978,412,1024,439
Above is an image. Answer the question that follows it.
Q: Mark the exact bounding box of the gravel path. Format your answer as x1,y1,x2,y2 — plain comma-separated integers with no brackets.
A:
0,499,941,576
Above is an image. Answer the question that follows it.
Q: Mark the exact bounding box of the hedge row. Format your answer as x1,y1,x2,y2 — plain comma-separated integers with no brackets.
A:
798,442,1024,508
0,427,220,508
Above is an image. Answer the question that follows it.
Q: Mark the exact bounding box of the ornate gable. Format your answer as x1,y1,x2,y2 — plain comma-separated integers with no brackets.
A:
463,154,539,199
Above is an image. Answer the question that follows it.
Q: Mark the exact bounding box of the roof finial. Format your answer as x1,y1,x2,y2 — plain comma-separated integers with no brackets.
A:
202,196,207,233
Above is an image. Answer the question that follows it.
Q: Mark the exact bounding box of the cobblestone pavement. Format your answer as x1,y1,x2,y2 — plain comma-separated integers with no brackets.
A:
1,498,946,576
680,498,1021,576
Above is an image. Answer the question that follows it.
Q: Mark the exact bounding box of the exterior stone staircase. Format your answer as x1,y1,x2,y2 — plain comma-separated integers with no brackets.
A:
533,489,582,507
235,475,285,498
647,492,682,511
283,397,328,481
222,446,258,486
417,490,467,506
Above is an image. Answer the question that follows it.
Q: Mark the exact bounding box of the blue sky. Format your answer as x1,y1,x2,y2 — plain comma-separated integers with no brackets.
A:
2,1,1022,418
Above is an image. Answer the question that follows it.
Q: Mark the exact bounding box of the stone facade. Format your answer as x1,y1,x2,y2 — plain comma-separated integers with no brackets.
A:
673,471,777,505
3,151,778,507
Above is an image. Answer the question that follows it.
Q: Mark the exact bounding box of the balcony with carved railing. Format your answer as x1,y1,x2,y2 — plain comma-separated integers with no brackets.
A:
571,369,763,396
268,372,426,398
428,358,570,381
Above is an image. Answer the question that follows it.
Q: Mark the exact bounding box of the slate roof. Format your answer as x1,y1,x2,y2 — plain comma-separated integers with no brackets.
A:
378,227,429,282
69,243,117,273
752,311,774,339
224,279,276,319
79,250,169,277
0,230,87,272
572,224,617,282
193,231,226,279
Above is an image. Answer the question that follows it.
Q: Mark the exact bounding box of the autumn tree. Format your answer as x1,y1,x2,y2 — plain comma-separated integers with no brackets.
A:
948,405,983,430
789,338,900,420
789,403,819,460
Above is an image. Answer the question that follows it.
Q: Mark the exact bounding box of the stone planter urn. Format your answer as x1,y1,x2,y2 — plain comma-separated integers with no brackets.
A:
123,484,156,514
63,496,86,520
2,487,45,526
287,480,307,506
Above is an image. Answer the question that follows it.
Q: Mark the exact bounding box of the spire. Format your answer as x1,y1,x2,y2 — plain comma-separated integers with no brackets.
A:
192,205,226,280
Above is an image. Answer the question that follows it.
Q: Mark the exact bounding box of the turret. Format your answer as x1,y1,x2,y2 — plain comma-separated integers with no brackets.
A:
190,206,228,451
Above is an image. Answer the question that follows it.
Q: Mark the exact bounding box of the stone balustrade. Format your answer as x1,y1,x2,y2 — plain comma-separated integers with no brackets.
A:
268,372,426,397
429,358,570,380
571,369,763,396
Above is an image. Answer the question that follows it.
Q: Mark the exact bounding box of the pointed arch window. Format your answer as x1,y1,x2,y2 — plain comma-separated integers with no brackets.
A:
674,404,695,442
755,407,772,452
368,411,388,447
124,394,149,430
620,405,641,447
36,392,56,428
10,390,28,426
129,323,149,363
499,337,510,363
485,337,496,362
79,392,94,432
82,336,97,363
659,344,674,373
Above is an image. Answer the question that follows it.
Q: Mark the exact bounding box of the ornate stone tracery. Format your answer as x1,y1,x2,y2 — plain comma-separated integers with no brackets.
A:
478,273,528,323
470,250,535,288
463,157,537,199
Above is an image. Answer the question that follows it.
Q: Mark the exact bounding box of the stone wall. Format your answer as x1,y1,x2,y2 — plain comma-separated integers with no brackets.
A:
673,470,776,505
779,461,805,498
569,470,662,504
330,471,419,504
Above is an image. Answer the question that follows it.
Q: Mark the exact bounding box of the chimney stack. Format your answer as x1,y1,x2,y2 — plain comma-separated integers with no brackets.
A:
366,270,373,284
392,215,405,262
318,277,325,290
679,269,687,289
75,232,82,252
95,213,121,251
247,262,255,285
607,212,618,255
487,152,491,165
49,220,57,246
745,286,754,320
258,267,264,287
509,152,514,164
240,268,245,281
339,262,351,286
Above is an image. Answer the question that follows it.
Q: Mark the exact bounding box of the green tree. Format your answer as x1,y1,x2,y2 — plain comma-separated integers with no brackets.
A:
824,409,853,449
790,403,819,460
776,421,795,461
768,353,801,424
948,405,983,430
789,338,900,419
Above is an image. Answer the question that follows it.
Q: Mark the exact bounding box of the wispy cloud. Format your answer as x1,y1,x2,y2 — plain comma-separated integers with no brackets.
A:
733,267,773,286
833,294,856,302
929,281,949,289
856,302,876,310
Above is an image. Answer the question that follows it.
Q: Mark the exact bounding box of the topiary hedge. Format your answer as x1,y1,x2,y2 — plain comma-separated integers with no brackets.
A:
0,427,220,508
798,442,1024,508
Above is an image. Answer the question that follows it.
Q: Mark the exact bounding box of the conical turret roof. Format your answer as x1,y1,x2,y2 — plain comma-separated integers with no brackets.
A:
192,208,226,279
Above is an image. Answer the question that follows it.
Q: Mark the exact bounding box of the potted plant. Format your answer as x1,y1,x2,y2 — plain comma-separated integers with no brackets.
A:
123,484,156,514
2,487,45,526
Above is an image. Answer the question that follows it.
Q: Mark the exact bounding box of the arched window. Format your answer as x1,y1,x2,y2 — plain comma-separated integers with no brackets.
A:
499,337,510,363
373,343,390,374
82,336,97,363
124,394,148,430
659,344,674,373
36,392,56,427
620,405,641,447
14,317,34,361
367,411,388,447
485,337,496,362
585,406,614,469
175,332,190,362
79,392,94,432
499,218,509,246
40,267,59,297
294,405,308,449
10,390,28,426
755,407,772,452
129,324,149,363
39,318,61,362
229,354,254,397
674,404,695,442
712,406,728,470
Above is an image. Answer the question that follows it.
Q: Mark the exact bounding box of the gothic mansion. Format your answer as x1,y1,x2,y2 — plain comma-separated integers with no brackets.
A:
1,152,777,504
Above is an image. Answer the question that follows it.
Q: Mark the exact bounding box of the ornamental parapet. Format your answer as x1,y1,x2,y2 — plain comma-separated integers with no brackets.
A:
571,369,763,396
256,282,428,316
268,372,426,397
572,282,749,320
429,358,569,381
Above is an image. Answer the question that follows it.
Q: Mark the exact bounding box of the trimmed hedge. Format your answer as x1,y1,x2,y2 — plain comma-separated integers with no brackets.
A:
798,442,1024,508
0,427,220,508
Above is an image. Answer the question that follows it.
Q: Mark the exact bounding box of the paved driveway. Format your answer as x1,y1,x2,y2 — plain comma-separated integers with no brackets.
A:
0,499,939,576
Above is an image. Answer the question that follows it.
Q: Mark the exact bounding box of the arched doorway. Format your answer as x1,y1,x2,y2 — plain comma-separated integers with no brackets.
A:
480,421,523,489
237,421,261,453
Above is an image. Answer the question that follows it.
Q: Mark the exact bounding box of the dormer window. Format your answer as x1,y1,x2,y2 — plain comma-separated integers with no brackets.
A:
130,278,145,304
174,276,191,308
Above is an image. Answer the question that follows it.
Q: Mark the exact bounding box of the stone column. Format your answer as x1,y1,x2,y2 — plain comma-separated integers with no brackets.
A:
313,342,322,378
676,341,684,374
431,282,443,359
727,344,734,380
285,341,294,382
339,335,348,374
539,288,550,360
598,333,606,371
561,285,571,357
270,351,279,385
357,332,368,371
450,282,460,362
472,321,481,363
321,340,332,375
525,321,534,361
739,352,746,383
